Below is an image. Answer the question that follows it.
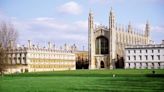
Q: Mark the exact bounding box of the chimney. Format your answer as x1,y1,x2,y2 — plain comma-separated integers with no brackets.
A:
73,44,77,51
64,43,67,50
28,40,31,48
48,42,52,49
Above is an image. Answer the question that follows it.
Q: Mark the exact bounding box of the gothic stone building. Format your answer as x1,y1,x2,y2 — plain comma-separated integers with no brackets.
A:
88,8,151,69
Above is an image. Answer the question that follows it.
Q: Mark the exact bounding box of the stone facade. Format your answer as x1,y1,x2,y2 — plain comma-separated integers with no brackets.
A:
125,44,164,69
4,40,76,73
88,8,152,69
75,51,88,69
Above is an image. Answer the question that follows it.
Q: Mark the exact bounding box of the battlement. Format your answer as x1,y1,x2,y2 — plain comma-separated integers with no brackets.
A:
126,44,164,49
95,24,108,31
6,40,77,53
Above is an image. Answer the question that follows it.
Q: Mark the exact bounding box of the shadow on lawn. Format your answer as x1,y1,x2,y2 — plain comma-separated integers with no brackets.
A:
145,74,164,77
5,73,164,77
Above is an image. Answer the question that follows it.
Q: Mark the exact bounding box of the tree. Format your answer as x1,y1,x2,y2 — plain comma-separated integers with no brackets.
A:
0,21,18,48
0,21,18,75
0,44,7,75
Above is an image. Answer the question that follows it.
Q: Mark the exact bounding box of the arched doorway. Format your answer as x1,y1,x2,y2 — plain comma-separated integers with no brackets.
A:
100,61,105,68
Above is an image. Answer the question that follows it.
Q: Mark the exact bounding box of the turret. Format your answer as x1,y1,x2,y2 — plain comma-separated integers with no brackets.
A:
88,10,95,69
145,20,150,37
128,21,132,33
109,7,115,28
88,10,94,30
109,7,116,69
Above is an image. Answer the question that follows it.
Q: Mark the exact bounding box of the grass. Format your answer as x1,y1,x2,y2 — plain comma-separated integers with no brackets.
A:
0,69,164,92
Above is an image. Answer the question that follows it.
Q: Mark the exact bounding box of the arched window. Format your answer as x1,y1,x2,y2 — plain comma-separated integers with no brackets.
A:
95,36,109,54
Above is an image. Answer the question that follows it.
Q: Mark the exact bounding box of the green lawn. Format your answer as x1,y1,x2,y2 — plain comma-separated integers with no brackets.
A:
0,69,164,92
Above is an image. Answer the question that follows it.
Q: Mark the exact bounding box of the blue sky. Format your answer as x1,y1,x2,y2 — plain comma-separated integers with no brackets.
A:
0,0,164,50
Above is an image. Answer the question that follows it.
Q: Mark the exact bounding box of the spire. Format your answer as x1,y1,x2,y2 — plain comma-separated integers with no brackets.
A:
88,9,94,30
145,20,150,37
89,9,93,20
109,7,115,28
110,7,113,15
128,21,132,33
89,9,93,15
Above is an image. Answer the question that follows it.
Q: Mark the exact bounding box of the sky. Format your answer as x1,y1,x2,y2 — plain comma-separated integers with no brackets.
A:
0,0,164,50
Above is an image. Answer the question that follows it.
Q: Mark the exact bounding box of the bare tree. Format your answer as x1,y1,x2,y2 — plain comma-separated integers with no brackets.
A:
0,21,18,48
0,21,18,75
0,44,7,75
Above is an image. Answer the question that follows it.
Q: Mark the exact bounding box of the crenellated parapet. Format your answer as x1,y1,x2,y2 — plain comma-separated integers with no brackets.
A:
95,24,108,32
7,40,78,53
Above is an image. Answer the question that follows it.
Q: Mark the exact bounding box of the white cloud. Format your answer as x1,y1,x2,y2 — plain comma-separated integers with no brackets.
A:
152,25,164,33
9,16,164,49
151,25,164,43
89,0,124,4
34,17,55,21
136,23,164,33
88,0,163,4
12,17,88,50
32,17,71,30
57,1,82,15
135,23,164,43
12,20,32,31
74,20,88,30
